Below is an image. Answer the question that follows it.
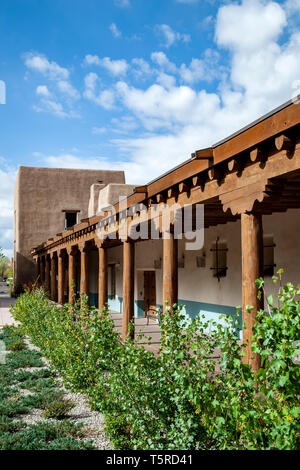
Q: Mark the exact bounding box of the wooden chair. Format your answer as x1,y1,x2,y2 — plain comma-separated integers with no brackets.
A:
145,307,162,325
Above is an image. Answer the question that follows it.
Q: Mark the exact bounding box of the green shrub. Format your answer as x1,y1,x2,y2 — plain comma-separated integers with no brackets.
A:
104,413,131,450
11,272,300,450
44,399,75,420
0,388,64,418
1,325,26,351
0,398,31,418
0,421,95,450
0,416,26,434
0,326,97,450
15,368,55,383
7,338,26,351
6,349,44,369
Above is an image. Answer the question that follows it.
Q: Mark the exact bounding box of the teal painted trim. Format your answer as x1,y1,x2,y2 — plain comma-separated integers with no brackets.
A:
108,294,123,313
178,299,238,319
178,299,242,338
90,293,242,337
107,296,146,318
135,299,145,318
89,293,123,313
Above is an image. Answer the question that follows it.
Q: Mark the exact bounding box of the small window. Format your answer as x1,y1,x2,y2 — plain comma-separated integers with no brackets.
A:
264,235,276,276
210,237,228,281
65,212,77,229
110,264,116,300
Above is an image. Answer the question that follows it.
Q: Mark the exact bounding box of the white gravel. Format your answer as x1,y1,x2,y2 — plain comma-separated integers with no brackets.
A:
3,331,112,449
62,389,111,450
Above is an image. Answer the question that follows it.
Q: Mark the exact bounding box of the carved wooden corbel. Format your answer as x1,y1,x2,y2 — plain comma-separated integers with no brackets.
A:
275,134,294,152
220,180,268,215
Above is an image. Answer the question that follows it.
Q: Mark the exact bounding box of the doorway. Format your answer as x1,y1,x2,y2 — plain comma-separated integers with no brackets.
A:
144,271,156,316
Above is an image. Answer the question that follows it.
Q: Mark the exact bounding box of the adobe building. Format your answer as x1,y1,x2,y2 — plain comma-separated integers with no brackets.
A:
14,166,125,294
31,97,300,371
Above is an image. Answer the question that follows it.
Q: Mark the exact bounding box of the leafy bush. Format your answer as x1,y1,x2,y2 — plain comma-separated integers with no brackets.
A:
11,272,300,450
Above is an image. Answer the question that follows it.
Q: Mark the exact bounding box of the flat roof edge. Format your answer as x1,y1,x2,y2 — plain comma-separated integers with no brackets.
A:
212,95,300,148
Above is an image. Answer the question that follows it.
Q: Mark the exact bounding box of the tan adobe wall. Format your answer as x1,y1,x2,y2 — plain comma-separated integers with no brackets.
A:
14,166,125,293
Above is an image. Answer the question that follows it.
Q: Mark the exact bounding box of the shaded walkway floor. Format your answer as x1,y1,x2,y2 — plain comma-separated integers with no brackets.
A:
111,312,162,354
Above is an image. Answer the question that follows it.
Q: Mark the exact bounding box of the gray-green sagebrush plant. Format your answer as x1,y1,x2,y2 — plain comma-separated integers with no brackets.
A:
11,270,300,450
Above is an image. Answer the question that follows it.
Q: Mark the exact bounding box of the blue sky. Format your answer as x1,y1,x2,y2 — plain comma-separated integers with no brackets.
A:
1,0,300,257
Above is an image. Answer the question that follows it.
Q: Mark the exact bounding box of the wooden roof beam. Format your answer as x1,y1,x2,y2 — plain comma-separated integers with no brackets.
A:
275,134,295,152
213,100,300,164
134,185,148,194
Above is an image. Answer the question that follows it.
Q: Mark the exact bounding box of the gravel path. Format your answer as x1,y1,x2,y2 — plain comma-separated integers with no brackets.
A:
3,331,112,450
26,338,111,449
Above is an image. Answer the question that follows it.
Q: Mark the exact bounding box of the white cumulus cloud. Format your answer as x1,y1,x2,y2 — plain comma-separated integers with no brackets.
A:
215,0,286,52
156,24,191,48
24,52,69,80
84,55,128,76
0,159,16,258
24,1,300,198
83,72,116,109
110,22,122,38
33,99,77,118
285,0,300,15
151,52,177,73
57,80,80,100
25,53,80,117
36,85,51,97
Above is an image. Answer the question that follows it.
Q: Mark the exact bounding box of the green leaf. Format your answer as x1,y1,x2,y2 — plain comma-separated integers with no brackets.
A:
255,277,264,289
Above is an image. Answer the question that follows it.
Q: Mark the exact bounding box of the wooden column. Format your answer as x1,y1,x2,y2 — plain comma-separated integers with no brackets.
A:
241,212,264,372
50,254,57,301
58,251,65,305
45,255,51,294
122,240,135,340
98,244,108,311
68,247,77,304
35,257,40,284
40,256,45,287
79,244,89,306
163,232,178,312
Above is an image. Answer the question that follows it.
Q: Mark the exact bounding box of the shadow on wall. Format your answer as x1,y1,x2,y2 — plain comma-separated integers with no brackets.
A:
14,251,35,296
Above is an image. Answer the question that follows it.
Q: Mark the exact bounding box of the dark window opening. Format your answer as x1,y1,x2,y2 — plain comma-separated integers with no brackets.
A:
210,237,228,281
110,264,116,300
65,212,77,229
264,235,276,276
